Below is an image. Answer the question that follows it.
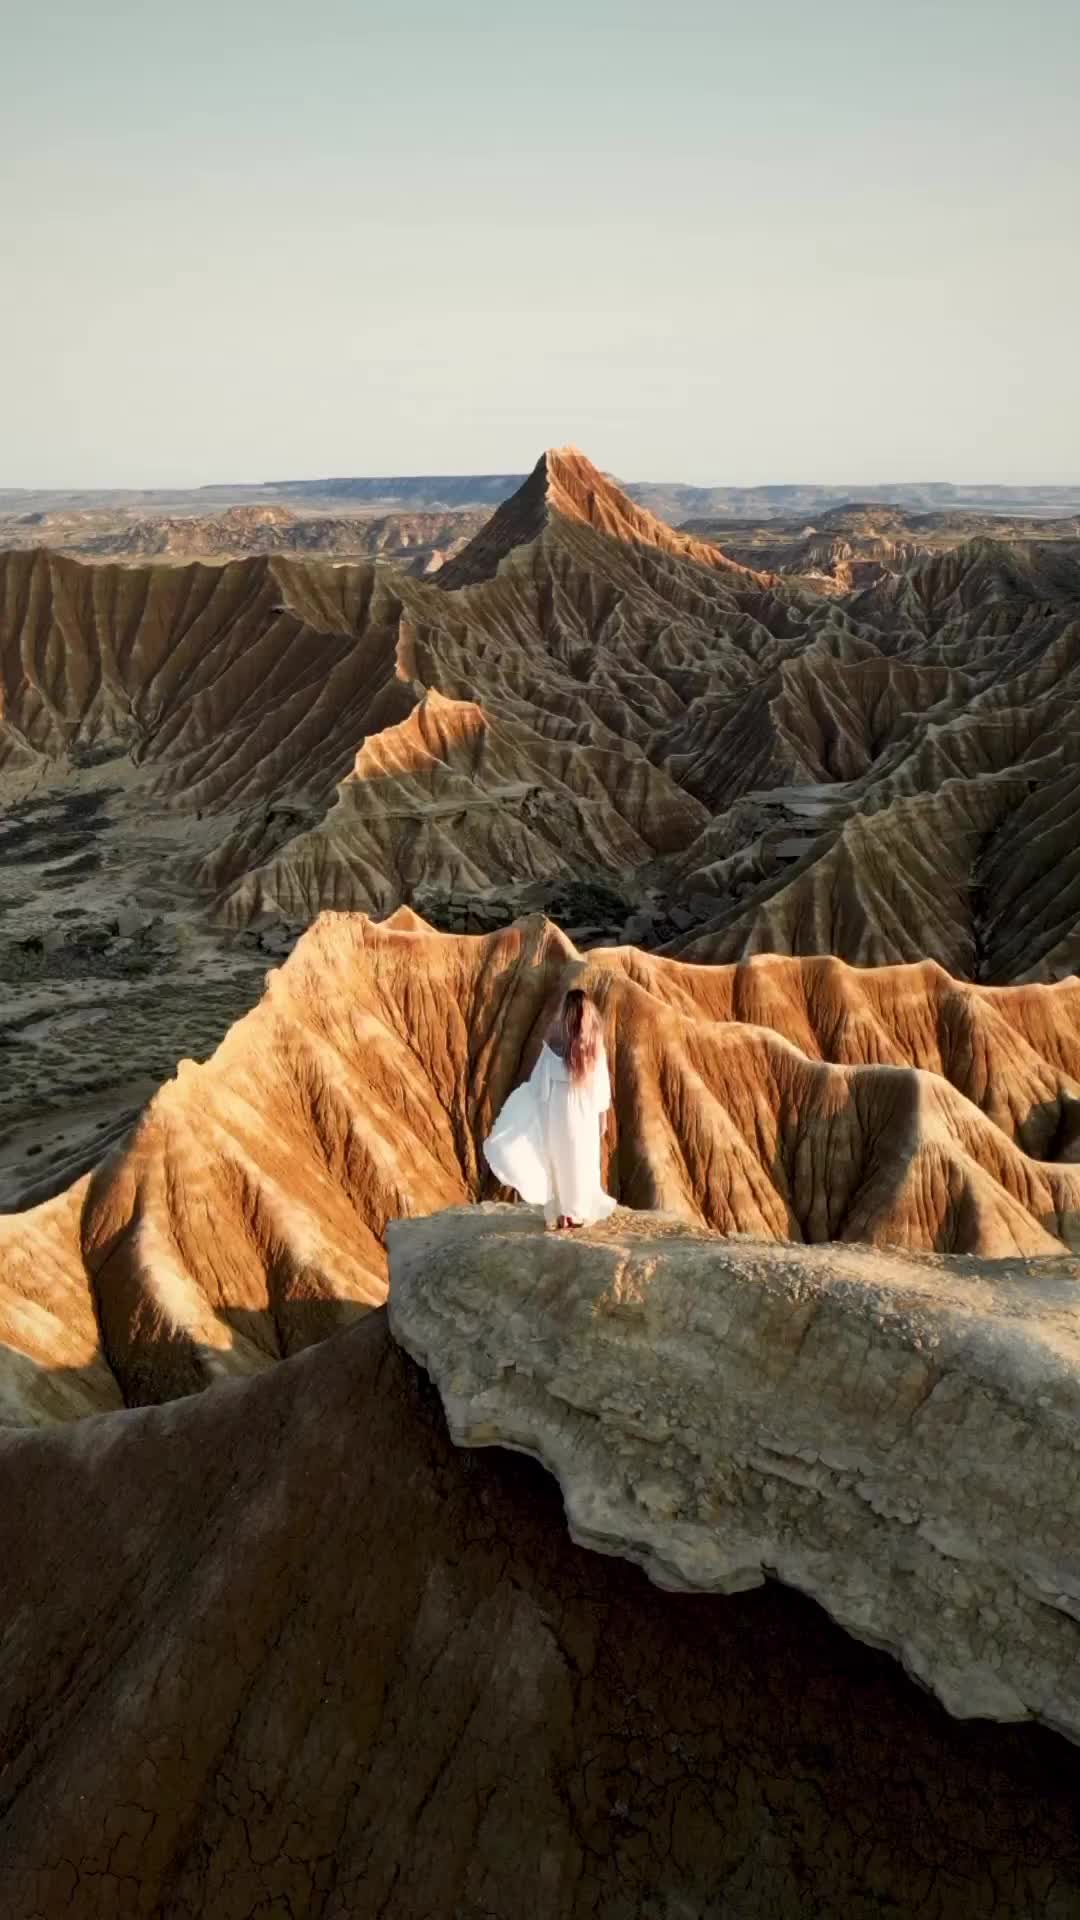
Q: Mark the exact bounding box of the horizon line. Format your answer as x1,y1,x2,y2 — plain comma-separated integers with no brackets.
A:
4,473,1080,495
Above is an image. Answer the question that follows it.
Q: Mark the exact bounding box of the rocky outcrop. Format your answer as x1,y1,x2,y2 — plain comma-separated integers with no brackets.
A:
389,1204,1080,1743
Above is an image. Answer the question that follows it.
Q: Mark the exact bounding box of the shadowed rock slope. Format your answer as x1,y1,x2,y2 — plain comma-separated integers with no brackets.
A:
4,914,1080,1425
2,1308,1080,1920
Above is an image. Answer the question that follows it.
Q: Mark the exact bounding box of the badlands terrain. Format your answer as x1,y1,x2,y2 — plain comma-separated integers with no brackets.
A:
3,447,1080,1913
4,447,1080,1213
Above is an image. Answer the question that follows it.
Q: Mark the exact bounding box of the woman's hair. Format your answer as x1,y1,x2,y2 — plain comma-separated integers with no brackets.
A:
552,988,603,1083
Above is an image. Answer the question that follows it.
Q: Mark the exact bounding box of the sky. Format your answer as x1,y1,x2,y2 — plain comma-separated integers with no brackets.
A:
2,0,1078,488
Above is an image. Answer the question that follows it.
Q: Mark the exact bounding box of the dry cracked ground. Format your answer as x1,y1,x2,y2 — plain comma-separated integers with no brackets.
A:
3,449,1080,1916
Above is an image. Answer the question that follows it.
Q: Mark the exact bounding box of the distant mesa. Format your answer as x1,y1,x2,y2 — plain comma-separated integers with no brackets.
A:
5,468,1080,523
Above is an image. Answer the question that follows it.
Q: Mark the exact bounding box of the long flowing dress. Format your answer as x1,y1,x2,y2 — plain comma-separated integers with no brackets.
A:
483,1042,617,1227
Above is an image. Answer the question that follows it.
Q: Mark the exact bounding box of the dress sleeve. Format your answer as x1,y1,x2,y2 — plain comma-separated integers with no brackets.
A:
482,1053,552,1207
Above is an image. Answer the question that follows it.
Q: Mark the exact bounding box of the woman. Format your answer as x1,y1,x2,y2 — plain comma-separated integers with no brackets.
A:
483,988,617,1230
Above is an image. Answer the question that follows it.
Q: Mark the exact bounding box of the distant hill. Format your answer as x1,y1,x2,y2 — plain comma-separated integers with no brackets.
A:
0,502,489,571
680,502,1080,591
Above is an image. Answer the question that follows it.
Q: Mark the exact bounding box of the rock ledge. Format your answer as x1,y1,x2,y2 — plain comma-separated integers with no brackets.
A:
388,1204,1080,1742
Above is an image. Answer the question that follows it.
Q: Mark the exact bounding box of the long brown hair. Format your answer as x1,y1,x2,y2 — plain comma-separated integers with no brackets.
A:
551,988,603,1083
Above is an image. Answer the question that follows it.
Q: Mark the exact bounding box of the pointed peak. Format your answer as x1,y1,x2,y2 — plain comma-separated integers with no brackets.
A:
434,445,778,591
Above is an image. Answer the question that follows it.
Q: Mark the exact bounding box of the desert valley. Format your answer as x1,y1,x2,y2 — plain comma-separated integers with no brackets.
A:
3,447,1080,1916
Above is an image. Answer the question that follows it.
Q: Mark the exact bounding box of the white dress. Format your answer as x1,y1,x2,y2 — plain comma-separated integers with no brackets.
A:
483,1043,617,1227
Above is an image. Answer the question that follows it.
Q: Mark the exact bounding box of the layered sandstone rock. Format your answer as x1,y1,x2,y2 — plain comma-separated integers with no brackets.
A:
389,1204,1080,1741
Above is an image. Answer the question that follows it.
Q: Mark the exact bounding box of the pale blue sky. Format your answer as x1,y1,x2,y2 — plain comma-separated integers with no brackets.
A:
3,0,1078,486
